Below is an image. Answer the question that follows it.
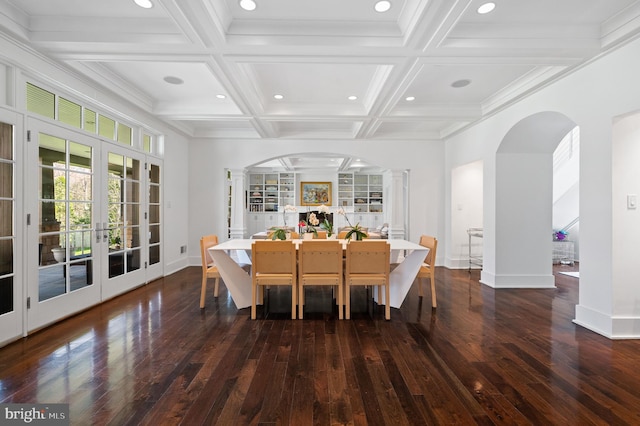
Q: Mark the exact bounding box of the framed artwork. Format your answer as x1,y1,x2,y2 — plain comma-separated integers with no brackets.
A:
300,181,332,206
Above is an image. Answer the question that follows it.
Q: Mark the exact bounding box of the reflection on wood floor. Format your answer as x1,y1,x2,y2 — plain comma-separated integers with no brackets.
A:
3,262,640,425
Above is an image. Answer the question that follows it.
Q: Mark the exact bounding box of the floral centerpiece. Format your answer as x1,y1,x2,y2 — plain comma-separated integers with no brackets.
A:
283,204,297,226
299,210,319,238
318,204,333,237
337,207,367,240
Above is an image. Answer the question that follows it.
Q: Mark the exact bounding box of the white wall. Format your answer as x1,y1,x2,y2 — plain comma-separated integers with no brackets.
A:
445,36,640,337
188,138,445,265
162,129,190,275
612,112,640,336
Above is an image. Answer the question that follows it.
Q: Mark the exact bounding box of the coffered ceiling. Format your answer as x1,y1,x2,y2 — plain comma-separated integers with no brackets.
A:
1,0,640,142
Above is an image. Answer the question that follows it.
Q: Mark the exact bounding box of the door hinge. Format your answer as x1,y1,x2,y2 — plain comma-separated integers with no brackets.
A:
27,130,31,142
26,214,31,226
144,261,148,269
27,297,31,309
144,212,148,220
144,162,148,170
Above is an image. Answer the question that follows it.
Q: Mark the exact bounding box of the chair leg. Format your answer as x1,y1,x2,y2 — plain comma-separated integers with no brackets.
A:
385,284,390,320
337,281,343,320
418,277,424,297
199,276,207,309
345,283,351,319
251,282,257,320
213,277,220,298
291,282,296,320
430,271,437,308
298,283,304,319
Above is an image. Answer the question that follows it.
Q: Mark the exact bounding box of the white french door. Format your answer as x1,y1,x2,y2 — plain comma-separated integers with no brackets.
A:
26,119,102,331
26,119,151,331
146,158,163,281
100,145,146,299
0,109,22,345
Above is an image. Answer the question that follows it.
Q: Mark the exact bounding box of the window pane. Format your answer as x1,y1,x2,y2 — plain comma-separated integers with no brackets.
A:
39,134,66,169
126,158,140,180
59,97,82,128
27,83,55,119
68,173,92,201
0,201,12,237
143,134,152,153
149,204,160,224
0,122,13,161
0,276,13,315
69,202,92,229
149,224,160,244
69,142,92,170
117,123,132,146
127,249,141,272
149,164,160,184
39,265,66,301
98,115,115,140
84,109,96,133
0,162,12,198
149,245,160,265
149,184,160,204
0,238,12,275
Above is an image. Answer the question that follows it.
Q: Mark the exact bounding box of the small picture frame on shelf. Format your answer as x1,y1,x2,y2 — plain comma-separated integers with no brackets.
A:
300,182,332,206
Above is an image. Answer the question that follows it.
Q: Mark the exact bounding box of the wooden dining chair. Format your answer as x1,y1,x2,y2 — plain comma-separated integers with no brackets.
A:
251,240,297,319
200,235,221,308
344,240,391,320
315,230,328,239
417,235,438,308
298,240,343,319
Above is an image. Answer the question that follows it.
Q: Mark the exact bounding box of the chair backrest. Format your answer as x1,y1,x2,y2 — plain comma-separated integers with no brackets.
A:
315,230,328,239
345,240,390,275
298,240,342,274
290,231,300,239
252,240,296,274
200,235,218,270
419,235,437,266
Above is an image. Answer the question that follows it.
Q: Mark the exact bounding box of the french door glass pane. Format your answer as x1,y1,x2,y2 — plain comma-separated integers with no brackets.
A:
0,122,13,315
0,201,11,237
107,151,140,277
148,164,160,266
38,133,93,301
0,276,13,315
0,163,12,197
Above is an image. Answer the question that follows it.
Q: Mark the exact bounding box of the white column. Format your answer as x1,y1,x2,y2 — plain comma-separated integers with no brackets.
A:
385,169,406,239
229,169,247,239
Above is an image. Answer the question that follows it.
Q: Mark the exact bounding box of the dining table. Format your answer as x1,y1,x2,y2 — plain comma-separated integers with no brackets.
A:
209,238,429,310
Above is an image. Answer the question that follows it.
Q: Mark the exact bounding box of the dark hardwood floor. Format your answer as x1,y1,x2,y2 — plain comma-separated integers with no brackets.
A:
1,264,640,425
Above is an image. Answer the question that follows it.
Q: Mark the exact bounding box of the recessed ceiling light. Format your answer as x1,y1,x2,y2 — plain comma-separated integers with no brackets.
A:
405,96,415,101
163,76,183,85
348,95,358,101
451,79,471,88
477,2,495,14
134,0,153,8
216,94,226,99
239,0,257,11
374,1,391,12
273,94,284,100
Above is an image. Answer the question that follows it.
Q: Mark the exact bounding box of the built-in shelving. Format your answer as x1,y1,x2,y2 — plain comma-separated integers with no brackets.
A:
338,173,353,208
279,173,295,207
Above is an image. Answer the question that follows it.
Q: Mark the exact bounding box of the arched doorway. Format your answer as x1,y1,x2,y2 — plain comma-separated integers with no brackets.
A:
482,111,577,288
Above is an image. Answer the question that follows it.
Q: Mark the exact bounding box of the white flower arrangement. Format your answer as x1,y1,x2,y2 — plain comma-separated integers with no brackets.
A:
283,204,297,226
